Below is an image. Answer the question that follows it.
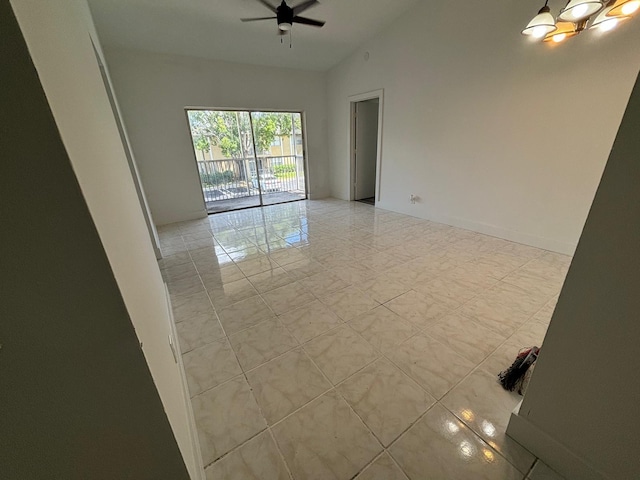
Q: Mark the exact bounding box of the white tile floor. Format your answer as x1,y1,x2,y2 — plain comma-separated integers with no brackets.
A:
159,199,570,480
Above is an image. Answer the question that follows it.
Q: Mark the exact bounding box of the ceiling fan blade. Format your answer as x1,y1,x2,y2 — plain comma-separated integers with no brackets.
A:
292,16,325,27
241,16,277,22
293,0,318,15
254,0,277,13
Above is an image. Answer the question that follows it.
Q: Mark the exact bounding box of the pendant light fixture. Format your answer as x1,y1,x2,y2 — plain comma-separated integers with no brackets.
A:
558,0,605,21
523,0,638,44
522,1,558,37
607,0,640,16
590,0,630,30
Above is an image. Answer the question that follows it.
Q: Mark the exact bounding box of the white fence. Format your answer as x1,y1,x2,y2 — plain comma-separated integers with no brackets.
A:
197,155,305,202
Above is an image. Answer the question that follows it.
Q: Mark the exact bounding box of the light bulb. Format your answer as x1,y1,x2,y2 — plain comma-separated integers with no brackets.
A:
622,1,640,14
572,3,590,17
600,17,619,30
532,25,549,37
552,32,567,42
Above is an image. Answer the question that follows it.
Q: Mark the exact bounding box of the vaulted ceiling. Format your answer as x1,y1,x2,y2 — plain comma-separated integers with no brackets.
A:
88,0,421,71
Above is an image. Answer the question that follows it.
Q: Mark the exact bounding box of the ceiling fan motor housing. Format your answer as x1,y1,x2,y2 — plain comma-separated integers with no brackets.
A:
277,1,294,30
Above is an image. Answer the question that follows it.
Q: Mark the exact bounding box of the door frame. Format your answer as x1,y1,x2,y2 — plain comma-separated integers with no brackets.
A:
90,38,163,260
348,89,384,202
184,107,309,214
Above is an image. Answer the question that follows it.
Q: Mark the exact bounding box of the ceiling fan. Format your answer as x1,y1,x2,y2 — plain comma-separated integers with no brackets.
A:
241,0,326,33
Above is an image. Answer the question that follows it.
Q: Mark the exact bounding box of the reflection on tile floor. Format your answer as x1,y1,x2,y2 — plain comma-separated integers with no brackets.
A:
158,199,570,480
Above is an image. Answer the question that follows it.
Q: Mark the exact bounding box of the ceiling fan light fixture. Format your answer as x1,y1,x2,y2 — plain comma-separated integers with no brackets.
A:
558,0,605,21
279,22,292,30
522,4,557,37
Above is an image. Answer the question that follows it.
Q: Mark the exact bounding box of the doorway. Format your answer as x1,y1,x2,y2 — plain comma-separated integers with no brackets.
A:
350,90,383,205
186,109,307,214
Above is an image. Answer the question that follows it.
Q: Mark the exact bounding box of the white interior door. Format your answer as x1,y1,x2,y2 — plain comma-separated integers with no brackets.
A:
355,99,379,200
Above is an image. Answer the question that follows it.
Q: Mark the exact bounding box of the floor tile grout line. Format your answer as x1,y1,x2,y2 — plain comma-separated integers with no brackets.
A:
167,200,566,477
180,256,555,397
329,357,437,455
184,288,375,458
288,322,428,479
197,290,294,473
385,450,412,480
523,458,538,479
437,397,536,475
382,395,526,479
176,267,553,368
296,350,395,472
266,384,335,430
373,304,541,473
382,273,557,373
199,425,269,471
265,425,295,480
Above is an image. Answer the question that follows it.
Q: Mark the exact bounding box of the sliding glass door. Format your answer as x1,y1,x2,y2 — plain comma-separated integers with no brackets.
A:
250,111,306,206
186,110,307,214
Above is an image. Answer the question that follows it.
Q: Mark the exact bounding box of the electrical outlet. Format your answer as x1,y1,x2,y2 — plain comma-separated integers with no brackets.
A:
410,194,417,204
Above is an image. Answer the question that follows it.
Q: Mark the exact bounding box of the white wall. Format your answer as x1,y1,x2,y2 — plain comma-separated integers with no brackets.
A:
508,72,640,480
103,47,329,225
327,1,640,254
10,1,200,477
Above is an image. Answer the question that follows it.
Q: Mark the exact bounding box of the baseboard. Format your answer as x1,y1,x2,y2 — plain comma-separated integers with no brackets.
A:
156,210,208,227
164,284,206,480
507,405,605,480
373,200,577,255
431,213,577,255
308,190,330,200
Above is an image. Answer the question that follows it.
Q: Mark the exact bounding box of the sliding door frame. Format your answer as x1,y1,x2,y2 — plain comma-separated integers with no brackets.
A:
184,107,309,214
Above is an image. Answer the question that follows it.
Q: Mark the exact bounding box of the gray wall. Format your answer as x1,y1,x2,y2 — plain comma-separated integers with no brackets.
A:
0,2,188,478
510,72,640,479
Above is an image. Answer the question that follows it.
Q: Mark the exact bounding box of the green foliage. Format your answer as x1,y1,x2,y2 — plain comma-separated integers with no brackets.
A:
188,110,247,158
194,136,209,152
188,110,303,158
273,164,296,176
251,113,288,153
200,170,234,186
